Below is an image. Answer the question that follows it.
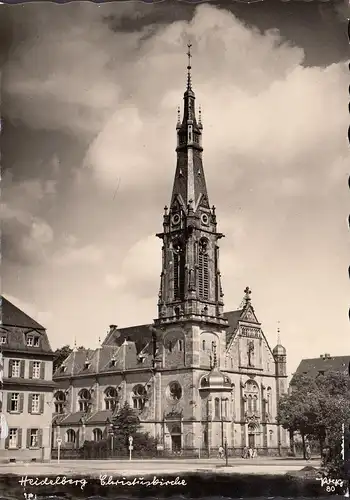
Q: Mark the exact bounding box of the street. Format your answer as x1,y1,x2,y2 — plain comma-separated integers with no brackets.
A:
0,456,320,477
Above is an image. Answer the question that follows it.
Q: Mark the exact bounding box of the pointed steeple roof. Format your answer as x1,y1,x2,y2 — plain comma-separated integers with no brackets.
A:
171,42,209,213
273,323,286,355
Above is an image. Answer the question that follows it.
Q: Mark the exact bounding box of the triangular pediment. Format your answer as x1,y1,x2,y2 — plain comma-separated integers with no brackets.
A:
240,305,259,324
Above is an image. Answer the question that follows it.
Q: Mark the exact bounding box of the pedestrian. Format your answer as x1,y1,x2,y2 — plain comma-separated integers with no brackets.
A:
218,445,224,459
248,447,253,459
242,446,248,459
305,443,311,461
252,448,257,458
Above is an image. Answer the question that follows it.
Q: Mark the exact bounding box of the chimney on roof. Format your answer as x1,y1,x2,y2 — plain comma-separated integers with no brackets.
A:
109,324,117,333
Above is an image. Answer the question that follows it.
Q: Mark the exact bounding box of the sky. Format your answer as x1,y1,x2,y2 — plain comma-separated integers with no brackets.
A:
1,1,349,375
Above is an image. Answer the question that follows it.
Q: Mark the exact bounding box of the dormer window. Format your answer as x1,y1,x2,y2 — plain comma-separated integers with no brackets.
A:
60,365,67,373
27,336,40,347
110,359,117,367
83,361,91,370
0,335,7,344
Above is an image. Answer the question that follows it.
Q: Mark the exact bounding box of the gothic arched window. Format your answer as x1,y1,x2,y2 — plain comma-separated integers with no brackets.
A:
66,429,76,443
104,387,118,411
132,384,147,410
78,389,91,412
198,239,209,300
214,398,220,419
247,395,252,413
93,428,103,441
173,240,185,300
266,387,272,415
222,399,228,419
54,391,66,414
244,380,259,415
202,340,206,350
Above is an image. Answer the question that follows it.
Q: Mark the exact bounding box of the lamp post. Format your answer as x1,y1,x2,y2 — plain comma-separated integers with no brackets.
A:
224,437,228,467
221,399,224,447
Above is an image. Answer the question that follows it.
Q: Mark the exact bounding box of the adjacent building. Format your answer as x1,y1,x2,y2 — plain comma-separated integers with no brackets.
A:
0,296,56,461
52,48,289,456
292,353,350,383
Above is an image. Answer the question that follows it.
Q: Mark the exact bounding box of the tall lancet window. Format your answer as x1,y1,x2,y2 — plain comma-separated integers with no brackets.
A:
173,240,185,300
198,239,209,300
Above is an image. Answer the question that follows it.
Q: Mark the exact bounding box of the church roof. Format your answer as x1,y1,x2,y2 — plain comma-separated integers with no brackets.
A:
200,366,232,391
85,410,113,424
103,324,152,352
0,296,53,355
55,410,113,427
273,344,286,355
224,310,243,345
292,355,350,383
53,291,267,379
53,338,153,379
58,411,86,425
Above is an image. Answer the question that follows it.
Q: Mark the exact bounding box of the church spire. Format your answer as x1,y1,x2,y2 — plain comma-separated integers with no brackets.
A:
171,43,209,212
155,44,227,328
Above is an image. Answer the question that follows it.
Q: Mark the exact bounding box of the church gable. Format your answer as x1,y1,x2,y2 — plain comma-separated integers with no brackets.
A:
240,304,259,324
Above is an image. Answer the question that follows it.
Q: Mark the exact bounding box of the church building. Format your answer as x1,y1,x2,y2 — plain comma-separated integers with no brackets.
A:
52,46,288,456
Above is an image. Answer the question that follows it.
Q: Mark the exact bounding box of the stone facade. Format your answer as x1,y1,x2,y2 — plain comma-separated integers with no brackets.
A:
0,296,56,461
52,49,289,457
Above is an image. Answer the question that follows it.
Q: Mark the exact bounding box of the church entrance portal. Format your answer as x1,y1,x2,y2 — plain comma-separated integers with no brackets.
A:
170,425,181,451
248,433,255,448
248,422,260,449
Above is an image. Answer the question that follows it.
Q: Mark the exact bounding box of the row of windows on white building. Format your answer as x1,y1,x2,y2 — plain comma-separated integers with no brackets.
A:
53,381,272,415
7,392,45,413
7,428,42,449
7,359,44,378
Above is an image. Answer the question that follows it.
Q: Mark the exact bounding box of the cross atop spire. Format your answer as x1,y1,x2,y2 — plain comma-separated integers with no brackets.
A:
186,42,192,91
277,321,281,344
243,286,252,306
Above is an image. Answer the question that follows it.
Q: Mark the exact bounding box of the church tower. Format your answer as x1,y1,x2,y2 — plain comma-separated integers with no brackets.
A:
155,44,228,367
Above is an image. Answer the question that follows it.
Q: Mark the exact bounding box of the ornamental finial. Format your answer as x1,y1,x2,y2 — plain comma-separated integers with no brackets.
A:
213,343,217,367
277,321,281,345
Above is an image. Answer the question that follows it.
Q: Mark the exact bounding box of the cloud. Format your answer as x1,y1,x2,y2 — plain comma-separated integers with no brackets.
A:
105,273,125,290
1,203,54,266
1,173,56,266
53,244,104,267
2,3,349,374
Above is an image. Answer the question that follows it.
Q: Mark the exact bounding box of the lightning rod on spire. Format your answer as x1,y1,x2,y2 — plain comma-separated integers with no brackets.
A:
186,42,192,90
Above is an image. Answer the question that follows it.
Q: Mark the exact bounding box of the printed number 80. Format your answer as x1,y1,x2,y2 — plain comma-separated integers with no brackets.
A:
326,486,336,492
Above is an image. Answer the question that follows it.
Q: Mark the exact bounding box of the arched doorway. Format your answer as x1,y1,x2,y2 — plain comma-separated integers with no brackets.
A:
248,422,259,448
170,425,181,452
